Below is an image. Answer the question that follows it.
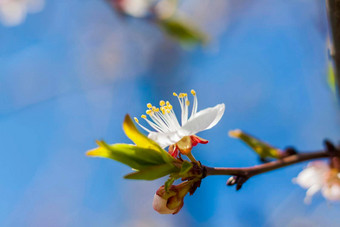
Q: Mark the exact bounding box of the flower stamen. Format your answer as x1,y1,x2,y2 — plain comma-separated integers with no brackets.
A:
134,116,152,133
190,89,198,118
135,90,203,135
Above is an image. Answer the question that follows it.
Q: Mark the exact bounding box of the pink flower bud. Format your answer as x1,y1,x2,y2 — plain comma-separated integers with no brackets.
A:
152,181,193,214
152,194,177,214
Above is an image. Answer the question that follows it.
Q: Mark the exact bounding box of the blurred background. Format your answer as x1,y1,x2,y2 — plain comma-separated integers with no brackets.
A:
1,0,340,226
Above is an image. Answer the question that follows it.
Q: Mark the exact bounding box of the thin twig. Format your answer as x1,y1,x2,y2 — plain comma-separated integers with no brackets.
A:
204,151,330,179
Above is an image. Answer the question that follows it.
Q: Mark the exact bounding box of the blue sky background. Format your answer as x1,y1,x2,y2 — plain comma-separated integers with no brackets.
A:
1,0,340,226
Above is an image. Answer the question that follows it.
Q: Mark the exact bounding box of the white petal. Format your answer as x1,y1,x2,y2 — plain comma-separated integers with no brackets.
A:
322,184,340,201
304,184,321,204
180,103,225,136
148,103,225,148
0,1,26,26
121,0,154,17
152,194,176,214
295,162,329,188
148,131,184,148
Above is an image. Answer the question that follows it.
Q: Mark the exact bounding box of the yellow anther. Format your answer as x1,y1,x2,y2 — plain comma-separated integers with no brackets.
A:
166,109,171,113
179,93,184,98
161,109,165,114
160,100,165,106
186,100,190,106
166,101,170,106
184,93,188,97
191,89,196,96
168,105,173,110
146,109,152,115
173,92,177,96
141,115,146,119
147,103,152,108
155,108,160,112
152,106,157,111
134,117,139,123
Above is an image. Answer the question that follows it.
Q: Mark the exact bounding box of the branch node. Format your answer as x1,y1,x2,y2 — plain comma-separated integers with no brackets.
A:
201,166,207,179
236,177,248,191
284,147,298,156
259,157,270,163
226,176,249,190
324,139,338,156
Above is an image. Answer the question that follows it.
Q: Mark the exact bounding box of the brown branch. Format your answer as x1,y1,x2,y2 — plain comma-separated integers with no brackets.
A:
204,151,330,178
201,142,340,190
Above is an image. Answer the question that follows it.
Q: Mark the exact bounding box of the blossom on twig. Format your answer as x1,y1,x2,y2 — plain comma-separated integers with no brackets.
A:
134,90,225,156
109,0,156,18
0,0,44,26
294,161,340,203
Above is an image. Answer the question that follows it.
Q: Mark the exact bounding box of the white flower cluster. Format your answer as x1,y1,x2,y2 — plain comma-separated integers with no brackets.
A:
118,0,155,18
112,0,176,19
295,161,340,203
0,0,44,26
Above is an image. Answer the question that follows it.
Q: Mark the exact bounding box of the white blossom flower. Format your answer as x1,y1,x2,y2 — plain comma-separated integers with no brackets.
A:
0,0,44,26
134,90,225,156
111,0,156,18
294,161,340,203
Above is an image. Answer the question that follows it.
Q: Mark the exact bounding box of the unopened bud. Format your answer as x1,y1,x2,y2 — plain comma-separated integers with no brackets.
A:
152,181,194,214
226,176,237,186
152,194,177,214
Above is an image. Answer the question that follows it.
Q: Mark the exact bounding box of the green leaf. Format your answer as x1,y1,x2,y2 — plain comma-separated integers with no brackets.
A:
87,141,167,170
328,62,337,94
123,114,175,163
124,163,179,180
158,18,208,46
229,129,281,159
164,177,176,192
179,161,193,176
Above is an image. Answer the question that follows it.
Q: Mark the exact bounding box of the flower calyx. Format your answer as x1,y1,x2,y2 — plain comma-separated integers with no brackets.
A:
169,135,208,157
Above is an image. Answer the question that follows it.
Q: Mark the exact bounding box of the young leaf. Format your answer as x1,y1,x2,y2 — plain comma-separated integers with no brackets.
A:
87,141,167,170
328,62,337,95
123,115,162,151
229,129,281,159
158,18,208,46
124,163,179,180
123,115,174,163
